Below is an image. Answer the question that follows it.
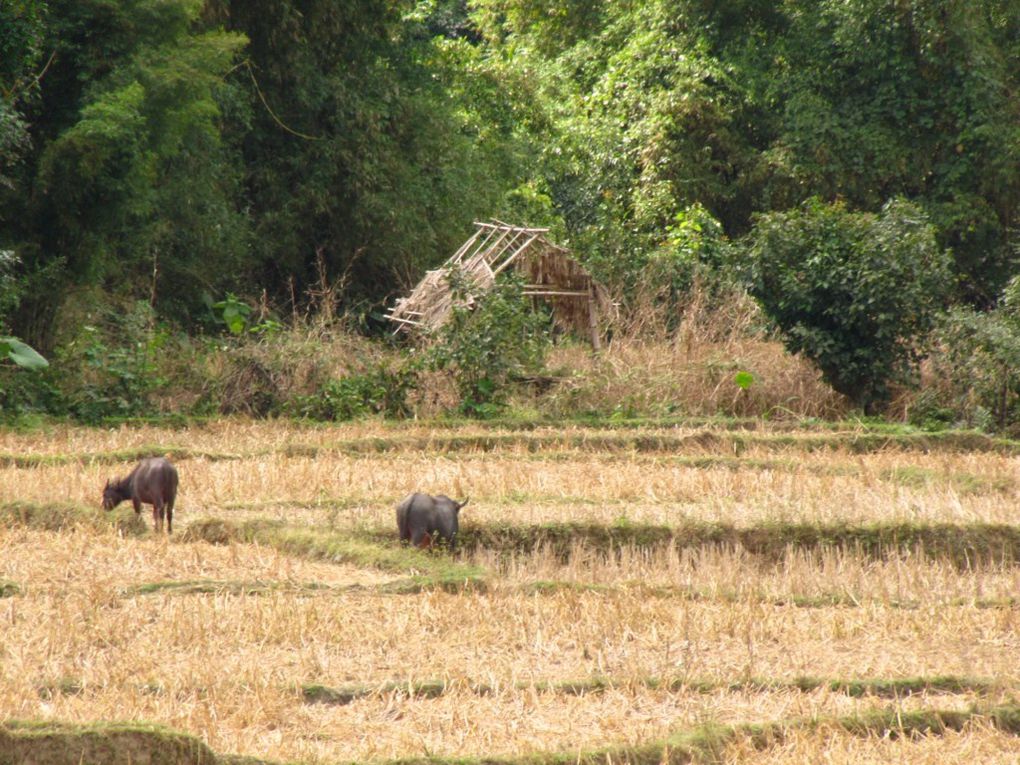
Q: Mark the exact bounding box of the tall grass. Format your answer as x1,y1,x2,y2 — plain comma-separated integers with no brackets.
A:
539,285,846,420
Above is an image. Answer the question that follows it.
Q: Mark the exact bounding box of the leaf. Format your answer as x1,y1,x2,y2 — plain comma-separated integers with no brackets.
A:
0,336,48,370
734,370,754,390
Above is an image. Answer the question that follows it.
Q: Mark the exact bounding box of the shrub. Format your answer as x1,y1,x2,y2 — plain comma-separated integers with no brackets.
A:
426,274,551,417
917,280,1020,432
292,366,415,421
744,198,951,411
55,301,169,422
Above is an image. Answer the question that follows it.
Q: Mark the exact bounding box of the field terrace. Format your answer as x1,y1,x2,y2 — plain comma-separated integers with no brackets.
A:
1,419,1019,763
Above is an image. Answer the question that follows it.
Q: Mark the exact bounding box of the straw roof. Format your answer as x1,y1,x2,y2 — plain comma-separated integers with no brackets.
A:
387,221,615,347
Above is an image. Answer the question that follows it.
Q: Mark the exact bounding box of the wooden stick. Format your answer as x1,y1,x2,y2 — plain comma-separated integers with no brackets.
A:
522,289,590,297
587,282,602,353
459,224,497,267
488,218,550,234
388,315,427,327
489,231,530,272
477,226,516,266
493,233,540,275
454,226,491,265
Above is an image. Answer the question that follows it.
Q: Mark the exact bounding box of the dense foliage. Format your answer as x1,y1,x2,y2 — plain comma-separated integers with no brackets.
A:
745,198,950,410
1,0,1019,421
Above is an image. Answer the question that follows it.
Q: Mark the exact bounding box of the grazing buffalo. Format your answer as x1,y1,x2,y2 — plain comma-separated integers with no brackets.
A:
103,457,179,533
396,492,468,551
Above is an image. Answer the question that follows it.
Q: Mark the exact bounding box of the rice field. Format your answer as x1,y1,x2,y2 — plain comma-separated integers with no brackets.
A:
0,418,1019,763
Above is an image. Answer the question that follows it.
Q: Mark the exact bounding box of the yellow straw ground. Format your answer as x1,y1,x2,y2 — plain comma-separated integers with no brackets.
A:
0,421,1019,761
722,720,1020,764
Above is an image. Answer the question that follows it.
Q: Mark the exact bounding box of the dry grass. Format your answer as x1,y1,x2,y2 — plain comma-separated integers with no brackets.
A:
723,718,1020,764
478,544,1020,608
1,528,1017,760
1,420,1019,762
539,285,847,420
1,424,1016,530
542,337,846,420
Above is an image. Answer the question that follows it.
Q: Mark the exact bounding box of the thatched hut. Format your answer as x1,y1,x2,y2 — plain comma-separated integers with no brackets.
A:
386,221,615,348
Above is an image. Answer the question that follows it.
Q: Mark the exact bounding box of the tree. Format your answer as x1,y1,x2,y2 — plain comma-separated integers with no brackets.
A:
745,198,951,411
4,0,249,345
0,1,46,194
204,0,535,318
473,0,1020,306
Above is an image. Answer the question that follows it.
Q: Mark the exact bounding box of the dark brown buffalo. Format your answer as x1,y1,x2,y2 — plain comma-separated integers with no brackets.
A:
103,457,179,533
396,492,468,551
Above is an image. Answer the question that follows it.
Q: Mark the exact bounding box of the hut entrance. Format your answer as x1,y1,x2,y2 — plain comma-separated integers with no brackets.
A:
386,221,614,349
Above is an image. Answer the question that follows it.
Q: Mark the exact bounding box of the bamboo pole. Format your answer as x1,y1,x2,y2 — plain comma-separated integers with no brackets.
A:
522,289,590,297
493,233,540,275
460,224,500,265
488,227,527,267
587,281,602,353
448,228,484,265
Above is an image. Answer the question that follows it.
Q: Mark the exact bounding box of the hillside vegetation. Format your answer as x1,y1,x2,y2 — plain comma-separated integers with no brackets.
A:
1,0,1019,428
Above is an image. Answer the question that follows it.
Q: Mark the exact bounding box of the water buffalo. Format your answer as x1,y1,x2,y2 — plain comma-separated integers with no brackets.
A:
396,492,468,551
102,457,179,533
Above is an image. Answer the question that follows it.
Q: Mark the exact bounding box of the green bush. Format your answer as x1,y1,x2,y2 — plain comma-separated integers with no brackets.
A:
56,301,169,423
293,366,415,421
920,283,1020,432
426,274,551,417
745,198,951,412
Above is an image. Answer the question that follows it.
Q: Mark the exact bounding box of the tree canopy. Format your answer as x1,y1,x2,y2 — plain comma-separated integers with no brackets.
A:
1,0,1018,409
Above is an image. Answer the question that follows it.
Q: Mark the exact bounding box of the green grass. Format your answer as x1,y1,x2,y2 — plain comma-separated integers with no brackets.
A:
122,579,346,597
512,580,1020,609
445,519,1020,567
303,429,1020,457
36,678,85,700
0,719,244,765
9,505,1020,583
300,673,1004,707
0,445,239,468
880,466,1016,495
5,425,1020,470
181,518,487,592
108,572,1020,609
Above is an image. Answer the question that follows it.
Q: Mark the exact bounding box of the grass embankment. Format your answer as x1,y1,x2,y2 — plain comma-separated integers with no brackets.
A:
2,425,1019,467
180,518,485,592
4,705,1020,765
35,671,1003,708
0,501,149,535
300,674,1006,707
6,502,1020,592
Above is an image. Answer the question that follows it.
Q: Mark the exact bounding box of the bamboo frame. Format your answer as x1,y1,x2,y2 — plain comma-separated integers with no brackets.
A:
387,221,616,347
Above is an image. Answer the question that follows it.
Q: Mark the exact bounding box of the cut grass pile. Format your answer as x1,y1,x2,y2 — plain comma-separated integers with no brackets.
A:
2,419,1020,763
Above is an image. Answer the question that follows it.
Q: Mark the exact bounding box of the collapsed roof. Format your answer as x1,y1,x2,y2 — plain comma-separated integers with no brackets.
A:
386,220,615,348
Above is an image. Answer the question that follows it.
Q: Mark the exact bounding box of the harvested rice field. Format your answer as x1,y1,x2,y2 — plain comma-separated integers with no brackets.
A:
1,419,1019,764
